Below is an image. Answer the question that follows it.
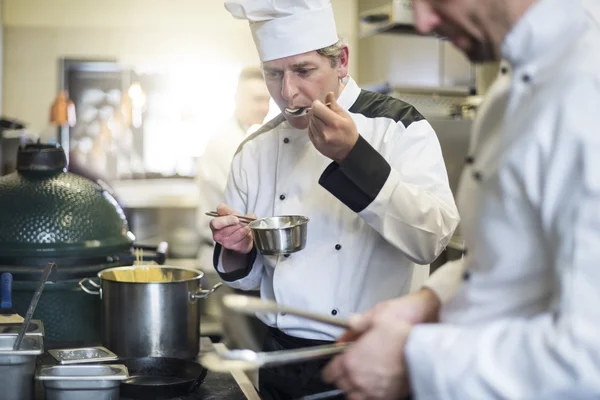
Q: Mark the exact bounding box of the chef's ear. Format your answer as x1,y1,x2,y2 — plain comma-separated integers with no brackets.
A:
335,44,350,80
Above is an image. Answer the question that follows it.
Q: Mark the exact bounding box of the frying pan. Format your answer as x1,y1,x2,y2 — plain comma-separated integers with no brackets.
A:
119,357,207,399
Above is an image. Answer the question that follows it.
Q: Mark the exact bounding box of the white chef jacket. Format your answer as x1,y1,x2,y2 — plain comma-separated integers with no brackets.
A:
215,77,459,341
196,117,248,268
406,0,600,398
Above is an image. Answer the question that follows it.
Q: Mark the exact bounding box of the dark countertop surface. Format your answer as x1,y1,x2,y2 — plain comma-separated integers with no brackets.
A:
35,337,250,400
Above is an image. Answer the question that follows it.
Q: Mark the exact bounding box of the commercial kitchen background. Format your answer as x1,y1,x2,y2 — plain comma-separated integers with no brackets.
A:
0,0,500,338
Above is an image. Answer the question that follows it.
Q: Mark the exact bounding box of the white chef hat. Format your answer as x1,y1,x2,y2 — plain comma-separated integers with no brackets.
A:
224,0,339,62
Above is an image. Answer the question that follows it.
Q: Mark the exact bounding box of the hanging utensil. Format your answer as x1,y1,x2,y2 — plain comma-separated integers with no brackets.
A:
222,294,351,329
13,262,56,350
200,342,350,373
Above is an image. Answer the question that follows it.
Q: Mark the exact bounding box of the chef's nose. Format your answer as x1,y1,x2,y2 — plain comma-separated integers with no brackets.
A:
281,73,299,102
413,0,441,34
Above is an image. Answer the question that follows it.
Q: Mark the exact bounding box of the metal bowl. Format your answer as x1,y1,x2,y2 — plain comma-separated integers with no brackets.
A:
248,216,309,256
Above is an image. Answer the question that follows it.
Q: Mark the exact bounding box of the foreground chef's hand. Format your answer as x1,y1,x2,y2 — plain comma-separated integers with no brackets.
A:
322,289,442,399
308,92,359,164
322,313,412,400
209,204,255,254
337,288,442,343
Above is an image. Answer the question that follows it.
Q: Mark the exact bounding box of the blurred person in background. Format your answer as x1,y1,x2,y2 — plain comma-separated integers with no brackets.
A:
196,66,271,268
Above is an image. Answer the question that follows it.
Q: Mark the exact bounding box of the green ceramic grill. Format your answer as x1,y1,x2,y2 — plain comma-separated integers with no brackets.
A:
0,143,165,347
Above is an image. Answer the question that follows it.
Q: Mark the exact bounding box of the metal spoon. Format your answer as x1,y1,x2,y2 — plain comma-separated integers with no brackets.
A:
205,211,256,224
285,102,332,118
200,342,350,373
222,294,351,329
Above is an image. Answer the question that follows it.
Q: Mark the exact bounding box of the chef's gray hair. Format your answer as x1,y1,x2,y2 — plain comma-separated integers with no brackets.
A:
317,39,346,68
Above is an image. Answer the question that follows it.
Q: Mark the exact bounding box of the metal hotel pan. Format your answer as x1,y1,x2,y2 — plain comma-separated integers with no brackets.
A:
0,335,44,400
37,364,129,400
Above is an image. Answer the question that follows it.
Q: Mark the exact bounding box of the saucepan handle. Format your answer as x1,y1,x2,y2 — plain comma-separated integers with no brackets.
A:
79,278,101,296
190,282,224,300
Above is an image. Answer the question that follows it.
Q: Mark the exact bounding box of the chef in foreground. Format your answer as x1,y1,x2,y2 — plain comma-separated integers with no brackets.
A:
322,0,600,399
209,0,460,398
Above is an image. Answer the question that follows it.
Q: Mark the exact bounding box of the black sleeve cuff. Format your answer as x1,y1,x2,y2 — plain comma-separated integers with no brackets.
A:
318,135,391,213
212,243,258,282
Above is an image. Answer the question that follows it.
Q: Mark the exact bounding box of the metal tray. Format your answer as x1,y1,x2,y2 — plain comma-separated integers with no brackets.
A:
0,320,44,337
48,346,118,365
37,364,129,381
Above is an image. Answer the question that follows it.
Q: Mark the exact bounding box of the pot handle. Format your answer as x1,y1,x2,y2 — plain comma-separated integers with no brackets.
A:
79,278,101,295
191,282,224,300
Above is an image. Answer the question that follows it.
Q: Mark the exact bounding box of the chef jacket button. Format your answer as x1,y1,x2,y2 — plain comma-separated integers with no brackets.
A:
463,271,471,281
331,309,339,316
284,254,290,258
464,156,475,165
279,194,286,200
472,171,483,181
522,74,531,83
335,244,342,251
283,138,290,144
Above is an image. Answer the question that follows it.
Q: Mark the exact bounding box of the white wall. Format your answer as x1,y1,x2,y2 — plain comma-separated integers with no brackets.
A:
1,0,358,140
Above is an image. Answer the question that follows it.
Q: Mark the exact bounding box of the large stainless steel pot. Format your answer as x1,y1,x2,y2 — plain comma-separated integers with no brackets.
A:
79,265,222,359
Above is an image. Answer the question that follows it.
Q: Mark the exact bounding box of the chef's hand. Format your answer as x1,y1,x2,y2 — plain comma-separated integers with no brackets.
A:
337,288,441,343
308,92,359,164
322,289,441,399
322,310,412,400
209,204,255,255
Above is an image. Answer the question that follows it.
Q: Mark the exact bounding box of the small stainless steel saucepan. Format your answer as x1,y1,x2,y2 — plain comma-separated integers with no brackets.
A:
206,212,309,255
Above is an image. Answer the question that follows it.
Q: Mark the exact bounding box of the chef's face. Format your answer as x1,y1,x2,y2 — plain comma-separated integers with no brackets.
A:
262,46,349,130
413,0,515,63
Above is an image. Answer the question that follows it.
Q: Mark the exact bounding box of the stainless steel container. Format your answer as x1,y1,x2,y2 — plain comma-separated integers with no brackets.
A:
249,216,309,255
0,335,44,400
79,265,221,359
37,364,128,400
0,319,44,337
